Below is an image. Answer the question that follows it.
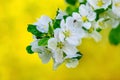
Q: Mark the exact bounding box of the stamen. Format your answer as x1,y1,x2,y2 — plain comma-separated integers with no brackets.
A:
82,16,88,22
88,27,94,33
64,30,71,37
57,42,64,49
115,3,120,7
97,0,104,7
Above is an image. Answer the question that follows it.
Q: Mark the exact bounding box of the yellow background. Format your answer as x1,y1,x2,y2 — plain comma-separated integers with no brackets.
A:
0,0,120,80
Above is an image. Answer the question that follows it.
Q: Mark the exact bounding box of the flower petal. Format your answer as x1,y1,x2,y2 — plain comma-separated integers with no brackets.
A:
90,31,102,42
66,59,79,68
38,51,52,64
83,22,92,29
63,43,78,56
48,38,57,51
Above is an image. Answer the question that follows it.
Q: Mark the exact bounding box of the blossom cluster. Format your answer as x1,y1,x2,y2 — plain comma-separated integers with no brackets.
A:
26,0,120,69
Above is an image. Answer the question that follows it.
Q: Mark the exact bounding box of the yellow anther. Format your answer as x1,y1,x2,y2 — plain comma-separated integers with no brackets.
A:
99,21,104,27
115,3,120,7
88,27,94,33
82,16,88,22
57,42,64,49
97,0,104,7
64,30,71,37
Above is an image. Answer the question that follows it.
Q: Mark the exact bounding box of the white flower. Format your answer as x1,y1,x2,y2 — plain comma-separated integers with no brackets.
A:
85,29,102,42
88,0,111,9
58,18,85,46
34,15,52,33
106,9,120,28
56,9,67,20
48,37,78,63
95,18,109,29
66,59,79,68
79,4,96,29
90,31,102,42
48,28,79,63
112,0,120,18
31,40,52,64
70,12,83,28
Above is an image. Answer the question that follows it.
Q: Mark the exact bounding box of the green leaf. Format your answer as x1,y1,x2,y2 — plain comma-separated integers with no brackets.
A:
95,8,105,14
48,23,54,36
66,6,79,16
65,0,78,5
96,28,102,32
38,38,49,46
56,8,60,17
53,19,61,29
63,15,68,20
109,24,120,45
94,8,106,21
27,24,44,37
26,45,34,54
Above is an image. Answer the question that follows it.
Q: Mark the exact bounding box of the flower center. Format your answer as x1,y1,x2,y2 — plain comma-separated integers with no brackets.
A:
115,3,120,7
43,26,46,29
57,42,64,49
97,0,104,7
98,21,104,27
88,27,94,33
82,16,88,22
64,30,71,37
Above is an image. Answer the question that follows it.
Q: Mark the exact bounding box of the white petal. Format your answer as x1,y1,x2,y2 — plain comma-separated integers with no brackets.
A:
34,15,52,33
72,12,81,20
66,36,80,46
53,62,61,70
66,59,79,68
31,40,41,53
88,0,111,9
38,52,52,64
59,30,65,42
79,4,88,16
56,9,67,19
66,17,74,27
83,22,92,29
48,38,57,51
53,50,64,63
60,19,66,28
37,15,52,26
65,53,81,59
90,31,102,42
112,0,120,18
63,43,78,56
112,20,119,28
87,12,96,21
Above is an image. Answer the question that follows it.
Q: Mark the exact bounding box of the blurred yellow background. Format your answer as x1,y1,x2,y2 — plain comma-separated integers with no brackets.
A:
0,0,120,80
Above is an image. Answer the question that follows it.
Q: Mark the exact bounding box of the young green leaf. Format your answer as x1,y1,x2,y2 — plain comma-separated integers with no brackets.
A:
96,28,102,32
53,19,61,29
48,23,54,36
26,45,34,54
109,24,120,45
65,0,78,5
27,24,44,37
66,6,79,16
94,8,106,21
38,38,49,46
